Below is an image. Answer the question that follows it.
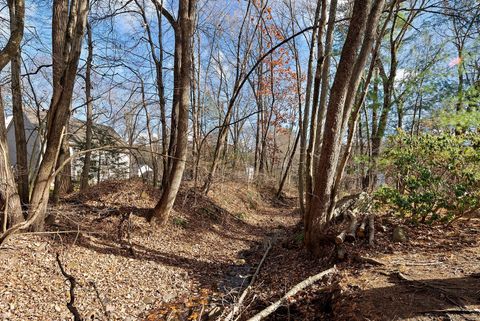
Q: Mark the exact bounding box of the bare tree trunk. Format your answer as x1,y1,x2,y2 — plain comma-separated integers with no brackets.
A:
143,0,169,188
313,0,338,160
28,0,89,231
298,0,322,215
276,130,300,198
0,0,24,70
191,30,200,177
11,48,29,205
52,125,73,204
306,0,384,255
0,0,25,230
1,88,24,230
331,0,395,202
305,0,327,211
149,0,196,225
80,22,94,191
369,1,418,187
141,77,159,186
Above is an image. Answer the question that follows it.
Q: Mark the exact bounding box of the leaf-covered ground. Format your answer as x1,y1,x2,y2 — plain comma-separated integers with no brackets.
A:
0,179,298,320
1,179,479,320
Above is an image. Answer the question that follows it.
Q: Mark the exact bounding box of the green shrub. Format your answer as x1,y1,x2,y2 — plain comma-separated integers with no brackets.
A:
375,131,480,223
235,212,247,221
172,216,188,228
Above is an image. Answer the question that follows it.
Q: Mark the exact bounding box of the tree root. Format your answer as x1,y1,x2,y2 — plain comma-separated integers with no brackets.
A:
56,253,82,321
392,272,467,309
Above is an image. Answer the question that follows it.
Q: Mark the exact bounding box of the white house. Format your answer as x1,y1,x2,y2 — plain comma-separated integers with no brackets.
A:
5,110,131,185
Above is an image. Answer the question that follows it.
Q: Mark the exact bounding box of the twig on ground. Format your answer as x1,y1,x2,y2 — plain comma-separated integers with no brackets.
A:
391,260,443,266
56,253,82,321
246,266,337,321
422,309,480,315
90,280,110,318
355,255,385,266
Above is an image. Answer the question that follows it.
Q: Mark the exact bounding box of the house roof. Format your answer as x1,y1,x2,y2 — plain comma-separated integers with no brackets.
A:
22,108,127,147
68,117,127,147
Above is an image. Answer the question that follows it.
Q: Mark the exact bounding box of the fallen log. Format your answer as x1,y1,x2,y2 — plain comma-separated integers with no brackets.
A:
368,214,375,246
246,266,337,321
331,193,361,220
336,210,357,244
357,215,368,238
335,231,347,244
345,210,359,243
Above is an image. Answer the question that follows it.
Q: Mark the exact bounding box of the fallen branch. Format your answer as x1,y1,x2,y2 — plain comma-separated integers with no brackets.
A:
246,266,337,321
422,308,480,315
355,255,385,266
391,260,443,266
224,240,272,321
56,253,82,321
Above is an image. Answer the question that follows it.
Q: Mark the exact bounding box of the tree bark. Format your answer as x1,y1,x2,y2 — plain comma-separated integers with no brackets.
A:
276,130,300,198
11,47,29,206
313,0,338,159
305,0,327,211
331,0,394,205
149,0,196,225
306,0,384,255
298,0,322,215
28,0,89,231
0,0,25,230
0,88,24,230
80,21,94,191
0,0,24,70
52,128,73,204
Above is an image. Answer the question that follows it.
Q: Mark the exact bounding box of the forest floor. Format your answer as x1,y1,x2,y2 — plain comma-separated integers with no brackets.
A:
0,179,479,321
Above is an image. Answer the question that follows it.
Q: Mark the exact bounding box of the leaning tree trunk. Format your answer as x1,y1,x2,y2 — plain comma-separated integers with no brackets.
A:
306,0,385,255
52,129,73,204
27,0,89,231
149,0,196,225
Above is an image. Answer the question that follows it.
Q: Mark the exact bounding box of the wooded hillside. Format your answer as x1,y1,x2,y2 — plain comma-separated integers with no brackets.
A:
0,0,479,320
